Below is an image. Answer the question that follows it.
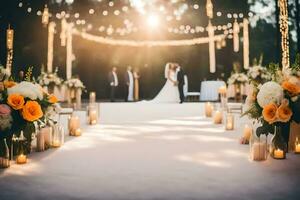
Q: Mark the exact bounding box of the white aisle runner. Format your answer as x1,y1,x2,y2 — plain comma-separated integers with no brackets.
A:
0,103,300,200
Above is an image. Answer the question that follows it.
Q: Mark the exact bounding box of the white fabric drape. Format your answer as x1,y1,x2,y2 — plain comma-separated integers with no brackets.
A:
207,22,216,73
243,18,249,69
47,22,56,73
66,23,73,80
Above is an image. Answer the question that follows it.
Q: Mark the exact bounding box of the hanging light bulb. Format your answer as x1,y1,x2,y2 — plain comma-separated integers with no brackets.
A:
206,0,213,19
42,5,49,26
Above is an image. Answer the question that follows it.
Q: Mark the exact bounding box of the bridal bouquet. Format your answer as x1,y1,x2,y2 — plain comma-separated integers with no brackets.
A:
37,68,63,87
227,72,248,85
0,68,59,156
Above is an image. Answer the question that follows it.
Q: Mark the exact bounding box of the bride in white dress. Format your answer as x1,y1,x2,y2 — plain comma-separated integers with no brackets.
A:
151,63,180,103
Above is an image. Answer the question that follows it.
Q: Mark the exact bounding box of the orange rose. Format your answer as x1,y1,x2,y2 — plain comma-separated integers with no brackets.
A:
262,103,278,124
22,101,43,122
277,104,292,123
48,95,58,104
282,81,300,96
4,80,16,88
7,94,25,110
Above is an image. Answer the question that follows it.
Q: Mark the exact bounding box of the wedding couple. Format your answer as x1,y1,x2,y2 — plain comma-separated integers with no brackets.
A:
151,63,185,104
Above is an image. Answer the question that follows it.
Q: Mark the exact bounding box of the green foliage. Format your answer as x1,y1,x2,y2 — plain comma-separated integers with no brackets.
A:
24,66,34,82
243,102,262,120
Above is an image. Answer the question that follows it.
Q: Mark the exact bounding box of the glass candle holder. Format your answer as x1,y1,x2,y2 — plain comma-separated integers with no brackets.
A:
213,110,223,124
16,131,28,165
0,139,10,168
68,115,80,136
270,125,287,160
87,104,98,125
89,92,96,104
250,133,268,161
205,102,213,117
36,127,52,152
225,113,234,130
295,137,300,154
51,124,64,148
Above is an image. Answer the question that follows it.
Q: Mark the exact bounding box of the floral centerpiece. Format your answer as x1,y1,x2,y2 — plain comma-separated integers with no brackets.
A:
0,68,59,157
244,59,300,159
37,68,63,94
64,77,85,107
227,72,249,85
247,65,271,83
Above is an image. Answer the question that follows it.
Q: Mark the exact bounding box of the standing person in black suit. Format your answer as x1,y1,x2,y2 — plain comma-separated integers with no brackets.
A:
176,64,185,104
108,67,118,102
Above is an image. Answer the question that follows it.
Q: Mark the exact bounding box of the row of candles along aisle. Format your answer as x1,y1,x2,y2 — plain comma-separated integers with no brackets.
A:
0,92,99,169
204,102,300,161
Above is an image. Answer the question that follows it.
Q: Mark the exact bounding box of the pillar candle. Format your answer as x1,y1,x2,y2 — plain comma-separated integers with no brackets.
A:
225,114,234,130
243,125,252,141
251,142,267,161
16,154,27,164
205,102,213,117
214,111,223,124
69,115,80,136
273,149,285,159
89,92,96,103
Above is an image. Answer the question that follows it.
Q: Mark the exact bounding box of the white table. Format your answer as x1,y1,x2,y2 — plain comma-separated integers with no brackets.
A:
200,80,225,101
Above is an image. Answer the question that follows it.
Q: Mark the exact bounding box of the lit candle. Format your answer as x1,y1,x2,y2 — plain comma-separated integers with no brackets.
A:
89,92,96,103
16,154,27,164
214,110,223,124
52,140,61,148
75,128,82,137
89,110,98,125
273,149,285,159
218,86,227,95
295,144,300,154
69,116,80,136
225,114,234,130
243,125,252,141
205,102,213,117
251,142,267,161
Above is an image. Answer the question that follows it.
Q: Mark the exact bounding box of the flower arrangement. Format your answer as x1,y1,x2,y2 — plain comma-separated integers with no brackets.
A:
37,68,63,88
64,77,85,90
244,59,300,135
227,72,249,85
0,65,11,81
0,68,59,157
247,65,271,83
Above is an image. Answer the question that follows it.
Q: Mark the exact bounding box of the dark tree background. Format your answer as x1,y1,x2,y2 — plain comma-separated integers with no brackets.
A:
0,0,298,100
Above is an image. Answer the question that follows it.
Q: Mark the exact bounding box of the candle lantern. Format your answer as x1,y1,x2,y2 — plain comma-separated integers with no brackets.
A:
225,113,234,130
36,127,52,152
270,126,287,159
241,124,253,144
68,115,81,136
295,137,300,154
16,131,27,164
87,104,98,125
213,110,223,124
89,92,96,104
250,133,268,161
205,102,213,117
51,123,64,148
42,5,49,26
0,139,10,168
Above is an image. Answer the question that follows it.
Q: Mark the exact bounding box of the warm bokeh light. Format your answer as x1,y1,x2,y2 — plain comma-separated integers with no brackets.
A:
147,14,159,28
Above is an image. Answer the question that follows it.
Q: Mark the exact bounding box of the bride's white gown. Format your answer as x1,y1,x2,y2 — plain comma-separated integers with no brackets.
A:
151,70,180,103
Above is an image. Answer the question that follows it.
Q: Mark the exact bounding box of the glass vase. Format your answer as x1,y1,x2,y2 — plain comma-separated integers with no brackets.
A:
270,125,287,160
87,104,99,125
0,139,10,168
250,132,268,161
51,124,64,148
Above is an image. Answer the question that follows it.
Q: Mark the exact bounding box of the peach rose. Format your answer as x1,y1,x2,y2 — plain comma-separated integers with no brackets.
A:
4,80,16,88
48,95,58,104
282,80,300,96
22,101,43,122
7,94,25,110
262,103,278,124
277,103,292,123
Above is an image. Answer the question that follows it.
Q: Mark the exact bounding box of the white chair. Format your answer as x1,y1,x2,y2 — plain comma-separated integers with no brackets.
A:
184,75,201,101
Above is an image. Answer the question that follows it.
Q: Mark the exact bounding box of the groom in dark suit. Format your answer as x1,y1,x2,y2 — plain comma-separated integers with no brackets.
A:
176,64,185,104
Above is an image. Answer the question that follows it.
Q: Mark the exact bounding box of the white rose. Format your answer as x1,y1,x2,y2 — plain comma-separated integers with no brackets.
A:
256,81,284,108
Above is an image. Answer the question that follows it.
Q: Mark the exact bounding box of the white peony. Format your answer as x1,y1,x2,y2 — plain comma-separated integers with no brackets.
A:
256,81,284,108
8,81,43,100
